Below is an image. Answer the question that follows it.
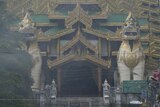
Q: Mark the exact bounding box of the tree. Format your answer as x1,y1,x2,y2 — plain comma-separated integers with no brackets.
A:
0,1,35,107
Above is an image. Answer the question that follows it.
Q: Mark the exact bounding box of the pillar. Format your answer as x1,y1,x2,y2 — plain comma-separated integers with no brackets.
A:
47,42,50,56
57,39,60,57
57,68,61,97
107,39,111,57
98,38,101,58
97,67,102,96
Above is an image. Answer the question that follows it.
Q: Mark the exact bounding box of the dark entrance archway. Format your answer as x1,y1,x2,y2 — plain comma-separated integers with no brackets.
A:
61,61,98,97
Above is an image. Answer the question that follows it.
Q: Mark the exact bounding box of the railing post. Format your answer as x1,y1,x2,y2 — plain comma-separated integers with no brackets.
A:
103,79,110,104
98,67,102,96
116,88,121,107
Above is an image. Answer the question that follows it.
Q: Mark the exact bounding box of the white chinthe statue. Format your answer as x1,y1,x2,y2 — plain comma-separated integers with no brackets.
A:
117,12,145,84
19,10,41,91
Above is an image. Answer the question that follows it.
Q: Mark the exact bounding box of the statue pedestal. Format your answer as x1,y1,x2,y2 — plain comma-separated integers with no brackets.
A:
103,96,110,104
116,88,121,107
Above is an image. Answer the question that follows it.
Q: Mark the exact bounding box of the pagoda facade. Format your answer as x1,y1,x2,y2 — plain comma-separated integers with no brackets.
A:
32,1,110,97
18,0,160,97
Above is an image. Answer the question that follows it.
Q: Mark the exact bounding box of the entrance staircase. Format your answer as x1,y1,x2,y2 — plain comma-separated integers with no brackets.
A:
46,97,109,107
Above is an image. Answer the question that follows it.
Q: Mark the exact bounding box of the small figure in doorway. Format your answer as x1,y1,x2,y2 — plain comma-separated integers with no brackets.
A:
102,79,110,98
50,80,57,99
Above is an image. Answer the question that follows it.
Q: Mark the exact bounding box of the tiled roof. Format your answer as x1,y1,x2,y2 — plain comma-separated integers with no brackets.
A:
44,26,65,36
30,14,49,23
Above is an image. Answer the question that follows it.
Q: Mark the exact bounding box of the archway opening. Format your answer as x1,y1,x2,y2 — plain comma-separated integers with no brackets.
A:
61,61,98,97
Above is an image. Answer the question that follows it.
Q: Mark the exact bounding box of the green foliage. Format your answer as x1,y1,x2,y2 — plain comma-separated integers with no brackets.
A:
0,1,18,30
0,1,35,107
0,34,35,106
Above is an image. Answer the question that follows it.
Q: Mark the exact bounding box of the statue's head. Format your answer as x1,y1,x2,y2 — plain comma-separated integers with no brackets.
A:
52,80,55,84
122,12,140,40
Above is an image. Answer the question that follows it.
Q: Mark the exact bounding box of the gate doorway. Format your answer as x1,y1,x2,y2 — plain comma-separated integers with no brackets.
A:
61,61,98,97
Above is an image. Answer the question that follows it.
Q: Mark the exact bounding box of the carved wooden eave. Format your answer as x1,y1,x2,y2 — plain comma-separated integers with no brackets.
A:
60,36,80,53
36,29,75,41
101,23,149,31
53,0,99,5
139,11,148,18
145,57,159,69
100,22,123,27
37,28,75,41
49,28,76,39
150,40,160,47
141,5,158,13
149,35,160,58
65,17,92,29
91,4,109,19
60,29,97,53
151,28,160,33
150,35,160,43
48,15,66,19
48,12,108,20
150,27,160,33
48,54,76,68
82,28,107,39
150,16,160,22
141,0,159,5
110,30,122,41
84,54,110,69
47,0,109,27
47,1,59,16
150,45,160,51
65,3,92,28
91,12,108,19
37,30,50,42
35,23,57,27
152,53,160,58
48,54,110,69
109,37,122,41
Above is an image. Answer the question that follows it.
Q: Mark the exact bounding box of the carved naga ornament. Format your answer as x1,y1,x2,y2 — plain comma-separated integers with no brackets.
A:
117,12,145,83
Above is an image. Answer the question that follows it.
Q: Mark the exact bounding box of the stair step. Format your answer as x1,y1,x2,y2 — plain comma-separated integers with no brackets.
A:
49,97,109,107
